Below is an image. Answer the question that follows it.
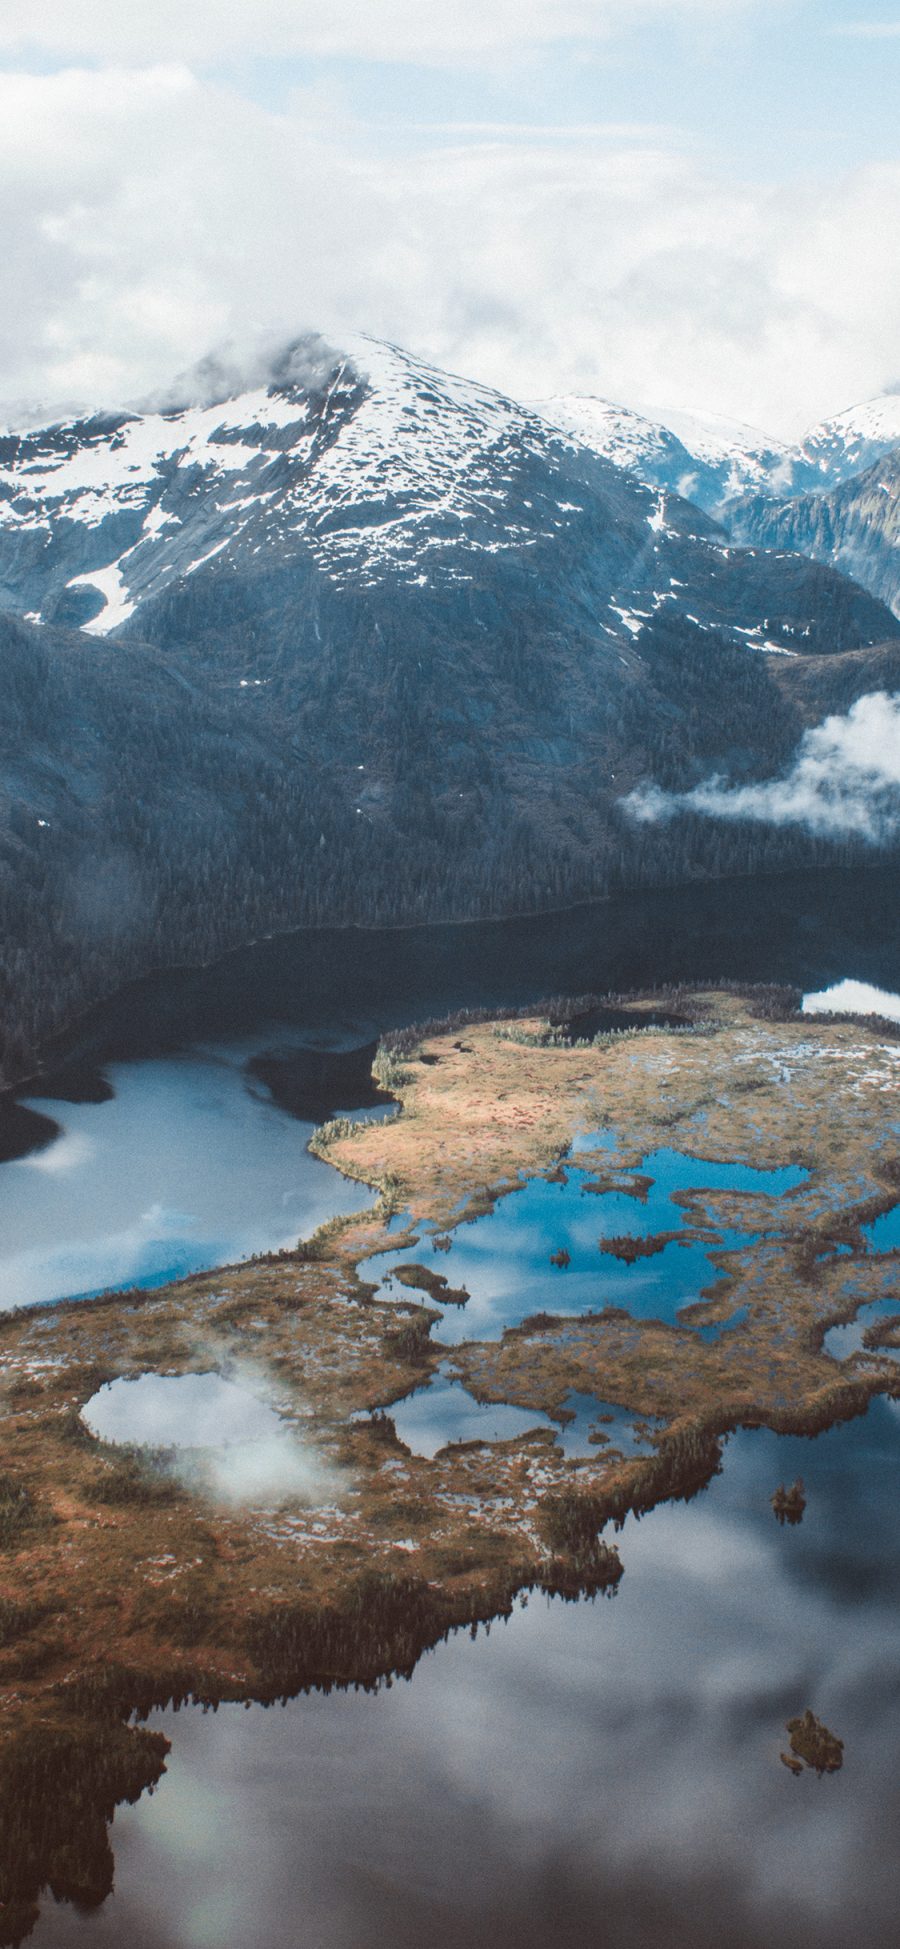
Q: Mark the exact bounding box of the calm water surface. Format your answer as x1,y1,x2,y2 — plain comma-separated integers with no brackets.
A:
5,876,900,1944
0,1044,381,1310
2,863,899,1313
362,1148,809,1344
29,1400,900,1949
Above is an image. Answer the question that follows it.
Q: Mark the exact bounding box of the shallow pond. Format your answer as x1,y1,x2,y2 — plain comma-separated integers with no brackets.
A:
824,1298,900,1362
83,1372,286,1449
29,1397,900,1949
380,1370,661,1461
362,1148,808,1344
82,1370,337,1507
864,1204,900,1253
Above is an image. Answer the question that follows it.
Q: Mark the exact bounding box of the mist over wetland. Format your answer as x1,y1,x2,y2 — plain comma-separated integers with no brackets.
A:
5,0,900,1935
1,869,900,1948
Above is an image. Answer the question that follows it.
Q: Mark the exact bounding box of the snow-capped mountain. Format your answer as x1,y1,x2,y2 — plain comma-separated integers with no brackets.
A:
800,395,900,486
531,394,791,512
3,332,674,635
731,448,900,617
1,330,899,1082
659,406,797,500
534,389,900,515
0,333,891,661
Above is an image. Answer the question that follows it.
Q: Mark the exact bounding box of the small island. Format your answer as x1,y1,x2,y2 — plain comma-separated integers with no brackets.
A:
772,1479,807,1525
784,1709,845,1775
0,986,895,1934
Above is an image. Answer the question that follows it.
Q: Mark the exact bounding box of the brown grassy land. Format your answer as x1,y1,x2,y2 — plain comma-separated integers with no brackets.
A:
0,989,897,1938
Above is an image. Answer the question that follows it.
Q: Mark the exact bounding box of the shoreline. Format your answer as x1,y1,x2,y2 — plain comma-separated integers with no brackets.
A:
5,852,900,1104
0,990,899,1931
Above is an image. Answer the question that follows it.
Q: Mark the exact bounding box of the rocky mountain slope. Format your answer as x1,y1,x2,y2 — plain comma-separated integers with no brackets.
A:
730,450,900,618
0,333,898,1080
0,333,889,654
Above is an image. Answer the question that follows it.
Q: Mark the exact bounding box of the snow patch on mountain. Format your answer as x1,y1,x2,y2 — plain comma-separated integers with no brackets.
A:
66,561,135,634
0,331,896,663
536,389,900,514
800,395,900,485
657,406,795,494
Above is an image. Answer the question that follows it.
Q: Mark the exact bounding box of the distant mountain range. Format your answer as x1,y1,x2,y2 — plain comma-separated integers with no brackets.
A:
0,332,898,1082
534,389,900,518
3,336,895,643
729,449,900,618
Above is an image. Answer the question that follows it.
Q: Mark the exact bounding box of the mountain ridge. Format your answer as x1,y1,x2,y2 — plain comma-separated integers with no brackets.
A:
0,330,898,1082
535,388,900,514
729,450,900,619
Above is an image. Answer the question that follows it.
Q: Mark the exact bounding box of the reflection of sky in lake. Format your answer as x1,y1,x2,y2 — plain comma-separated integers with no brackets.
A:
825,1297,900,1362
362,1149,808,1344
865,1204,900,1253
382,1369,553,1459
32,1399,900,1949
382,1371,662,1461
0,1048,378,1311
84,1372,284,1448
82,1370,339,1507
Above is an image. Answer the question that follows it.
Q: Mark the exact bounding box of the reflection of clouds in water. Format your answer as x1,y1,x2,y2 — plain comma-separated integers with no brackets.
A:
803,978,900,1024
0,1046,376,1311
386,1372,552,1459
369,1152,806,1347
138,1202,198,1236
83,1368,341,1510
84,1372,280,1446
87,1409,900,1949
15,1128,94,1175
0,1205,214,1307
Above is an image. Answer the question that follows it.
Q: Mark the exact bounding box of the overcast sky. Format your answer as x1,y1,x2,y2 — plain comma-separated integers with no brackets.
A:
3,0,899,434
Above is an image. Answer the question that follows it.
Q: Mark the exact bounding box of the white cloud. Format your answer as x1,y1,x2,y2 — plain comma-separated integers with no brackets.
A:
0,62,898,433
0,0,781,67
624,692,900,840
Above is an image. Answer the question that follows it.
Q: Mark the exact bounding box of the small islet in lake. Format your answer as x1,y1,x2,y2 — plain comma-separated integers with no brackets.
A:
1,970,900,1948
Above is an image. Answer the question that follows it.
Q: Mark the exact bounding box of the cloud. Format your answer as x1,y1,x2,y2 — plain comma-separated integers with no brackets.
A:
0,62,899,433
0,0,780,68
623,692,900,841
83,1364,344,1508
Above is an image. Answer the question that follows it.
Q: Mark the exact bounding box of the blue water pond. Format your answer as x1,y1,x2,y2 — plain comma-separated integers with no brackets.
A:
864,1203,900,1254
364,1372,662,1462
360,1146,808,1344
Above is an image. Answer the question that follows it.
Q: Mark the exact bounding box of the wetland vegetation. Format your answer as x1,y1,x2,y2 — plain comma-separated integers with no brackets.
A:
0,982,898,1941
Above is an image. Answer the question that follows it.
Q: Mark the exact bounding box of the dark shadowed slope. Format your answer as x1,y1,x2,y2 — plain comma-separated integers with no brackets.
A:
730,450,900,618
0,335,898,1081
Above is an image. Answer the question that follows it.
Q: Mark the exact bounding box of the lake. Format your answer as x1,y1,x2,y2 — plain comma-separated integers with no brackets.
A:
28,1399,900,1949
3,863,900,1946
2,861,900,1313
0,1045,382,1310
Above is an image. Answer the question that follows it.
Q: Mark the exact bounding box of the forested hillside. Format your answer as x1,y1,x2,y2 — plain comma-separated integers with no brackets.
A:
1,335,899,1084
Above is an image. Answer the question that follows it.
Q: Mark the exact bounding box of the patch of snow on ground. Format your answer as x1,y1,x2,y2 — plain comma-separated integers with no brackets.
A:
66,560,135,634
